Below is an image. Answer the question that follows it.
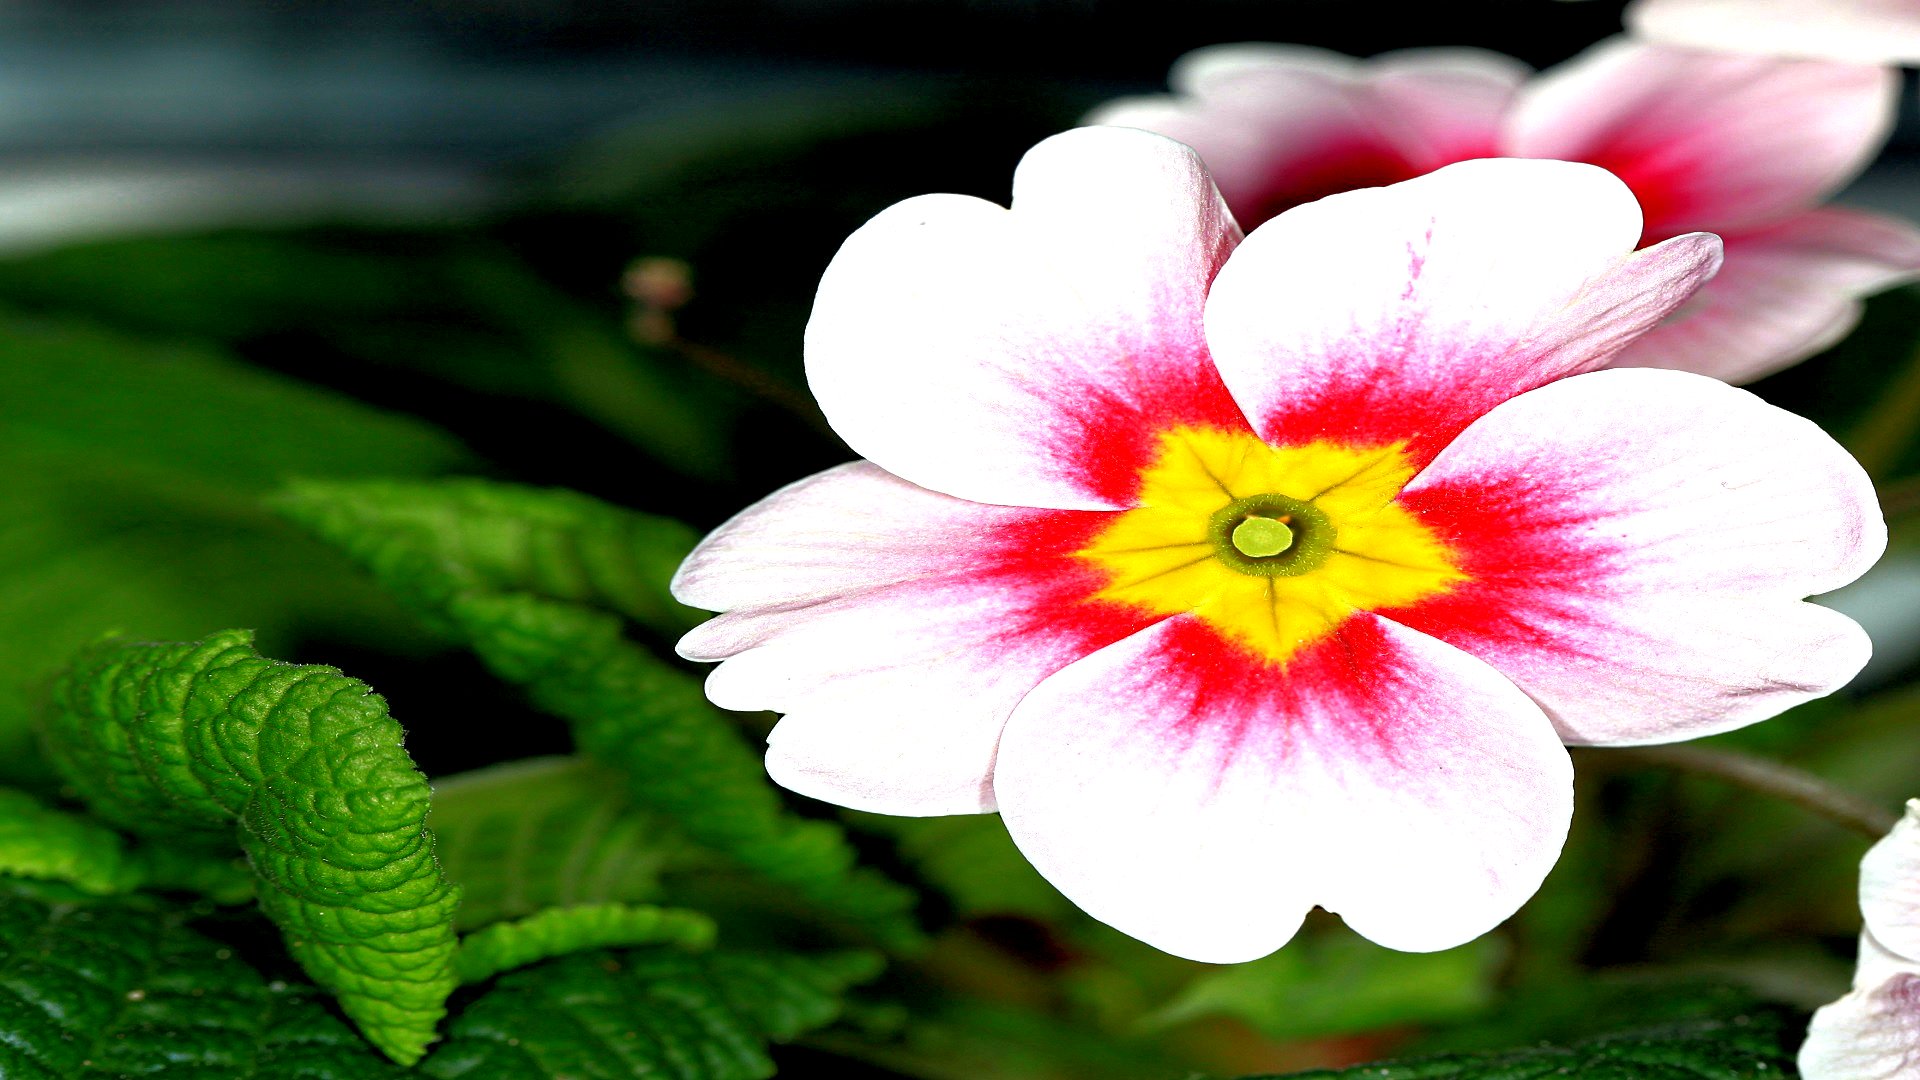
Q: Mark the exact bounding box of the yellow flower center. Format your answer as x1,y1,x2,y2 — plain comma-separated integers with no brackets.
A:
1077,426,1465,666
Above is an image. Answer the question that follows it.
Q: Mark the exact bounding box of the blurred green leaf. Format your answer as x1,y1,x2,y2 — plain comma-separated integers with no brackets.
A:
43,629,462,1065
456,902,716,985
0,787,251,901
275,477,704,640
419,945,882,1080
429,756,710,931
848,811,1072,923
1149,931,1504,1042
0,230,733,475
1250,1008,1797,1079
441,592,922,950
0,879,407,1078
0,313,470,783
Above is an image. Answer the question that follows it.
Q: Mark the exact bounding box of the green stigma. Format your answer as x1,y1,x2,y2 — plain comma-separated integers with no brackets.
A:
1230,515,1295,558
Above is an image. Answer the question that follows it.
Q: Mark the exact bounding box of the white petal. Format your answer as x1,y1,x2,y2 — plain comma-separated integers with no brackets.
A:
1630,0,1920,66
1618,209,1920,382
1862,800,1920,960
804,127,1243,511
1510,37,1897,238
1801,939,1920,1079
993,614,1571,962
674,462,1147,815
1205,157,1720,466
1392,367,1884,745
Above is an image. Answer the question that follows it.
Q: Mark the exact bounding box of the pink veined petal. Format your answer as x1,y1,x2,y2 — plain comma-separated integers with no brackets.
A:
1800,934,1920,1079
1089,44,1522,230
1389,367,1884,746
992,614,1572,963
672,462,1151,815
1629,0,1920,66
1862,800,1920,961
1508,37,1898,240
1617,208,1920,382
804,127,1244,512
1205,157,1721,466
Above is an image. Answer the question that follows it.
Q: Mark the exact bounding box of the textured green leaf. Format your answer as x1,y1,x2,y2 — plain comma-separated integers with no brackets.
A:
275,477,704,637
1151,931,1504,1041
441,591,921,949
430,756,711,931
421,945,883,1080
0,313,468,784
0,880,408,1079
42,630,461,1064
1249,1010,1798,1080
457,903,717,984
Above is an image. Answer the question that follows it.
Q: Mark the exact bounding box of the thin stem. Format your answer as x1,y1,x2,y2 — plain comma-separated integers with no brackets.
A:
1575,744,1897,839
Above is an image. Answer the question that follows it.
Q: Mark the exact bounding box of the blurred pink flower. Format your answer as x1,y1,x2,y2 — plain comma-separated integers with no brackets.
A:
1630,0,1920,65
1802,800,1920,1077
1090,38,1920,382
673,128,1883,962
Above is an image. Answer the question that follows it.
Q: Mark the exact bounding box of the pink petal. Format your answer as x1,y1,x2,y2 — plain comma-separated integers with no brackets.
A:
1089,45,1522,230
1617,208,1920,382
1389,368,1883,746
1508,37,1897,240
993,614,1571,962
1630,0,1920,66
1205,157,1721,466
1862,800,1920,961
673,463,1152,815
804,127,1244,511
1800,936,1920,1079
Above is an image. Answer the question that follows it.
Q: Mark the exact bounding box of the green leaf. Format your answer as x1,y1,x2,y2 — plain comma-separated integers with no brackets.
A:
1247,1010,1798,1080
420,945,883,1080
0,788,143,894
456,902,717,984
0,313,469,784
0,880,407,1079
1150,931,1505,1041
429,756,711,931
42,630,462,1065
0,229,733,474
441,591,921,949
848,811,1074,922
275,477,705,638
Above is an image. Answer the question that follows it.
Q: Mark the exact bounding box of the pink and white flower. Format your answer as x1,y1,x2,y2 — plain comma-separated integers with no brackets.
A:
1089,37,1920,383
673,128,1884,962
1801,800,1920,1077
1629,0,1920,66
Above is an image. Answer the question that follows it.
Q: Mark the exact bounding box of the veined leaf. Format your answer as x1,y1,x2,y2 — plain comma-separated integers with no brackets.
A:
442,591,921,949
1249,1010,1797,1080
429,756,711,931
456,903,717,984
42,630,461,1065
275,478,704,638
421,945,883,1080
0,880,407,1079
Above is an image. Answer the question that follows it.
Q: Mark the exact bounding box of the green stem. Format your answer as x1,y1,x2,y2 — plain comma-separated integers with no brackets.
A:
1848,339,1920,479
1575,744,1897,840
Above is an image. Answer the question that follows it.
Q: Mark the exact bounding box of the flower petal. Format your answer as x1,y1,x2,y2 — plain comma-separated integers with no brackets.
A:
1390,367,1883,745
1800,935,1920,1080
1629,0,1920,66
1508,38,1897,240
993,614,1571,962
673,462,1149,815
1862,800,1920,960
804,127,1244,511
1617,209,1920,382
1205,157,1721,465
1089,45,1522,229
